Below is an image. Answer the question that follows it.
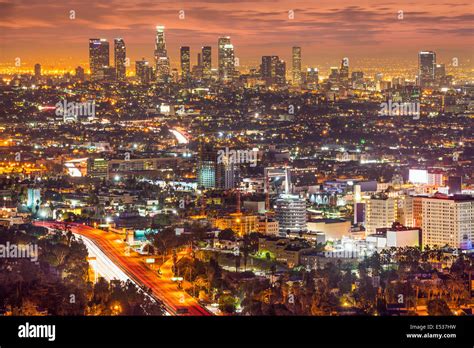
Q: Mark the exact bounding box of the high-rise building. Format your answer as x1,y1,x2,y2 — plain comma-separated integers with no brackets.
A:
292,46,301,86
418,51,436,87
275,59,286,86
202,46,212,78
421,195,473,249
216,162,240,190
328,67,339,84
305,67,319,88
364,196,397,235
114,38,126,81
435,63,446,80
339,58,349,84
75,66,85,81
261,56,274,80
261,56,286,86
34,63,41,80
89,38,110,80
275,194,307,236
136,58,153,84
197,53,202,66
154,25,170,82
198,161,216,189
218,37,234,82
180,46,191,81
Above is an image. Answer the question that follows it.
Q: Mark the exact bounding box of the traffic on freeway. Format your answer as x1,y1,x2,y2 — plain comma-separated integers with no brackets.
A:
34,221,211,316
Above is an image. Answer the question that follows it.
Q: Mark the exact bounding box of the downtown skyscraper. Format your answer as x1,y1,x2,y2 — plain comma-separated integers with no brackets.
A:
89,38,109,81
292,47,301,86
201,46,212,79
180,46,191,81
154,25,170,82
261,56,286,86
418,51,436,87
218,36,235,82
114,38,126,81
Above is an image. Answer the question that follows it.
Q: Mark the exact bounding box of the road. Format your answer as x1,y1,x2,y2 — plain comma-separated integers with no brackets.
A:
34,221,210,316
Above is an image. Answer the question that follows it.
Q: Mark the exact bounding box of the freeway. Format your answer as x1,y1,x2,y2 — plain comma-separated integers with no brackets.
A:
34,221,210,316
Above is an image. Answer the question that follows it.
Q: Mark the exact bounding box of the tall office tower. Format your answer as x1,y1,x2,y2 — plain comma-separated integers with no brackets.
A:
180,46,191,81
422,195,473,249
292,46,302,86
364,196,397,235
339,58,349,84
216,162,240,190
75,66,85,81
261,56,285,86
197,53,202,67
114,38,126,81
218,36,235,82
197,145,216,189
275,194,307,236
418,51,436,87
198,161,216,189
305,67,319,88
154,25,170,82
202,46,212,79
328,66,339,84
275,59,286,86
261,56,275,80
34,63,41,79
135,58,153,84
435,63,446,80
351,71,364,88
89,38,110,80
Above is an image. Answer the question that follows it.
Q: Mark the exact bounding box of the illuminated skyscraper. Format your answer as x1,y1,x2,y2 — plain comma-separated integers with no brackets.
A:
275,194,307,236
305,67,319,89
89,38,110,80
421,195,473,249
418,51,436,87
339,57,349,84
136,58,153,84
364,196,397,235
75,66,85,81
292,47,301,86
435,63,446,79
154,25,170,82
218,37,234,82
261,56,286,86
328,66,339,84
202,46,212,79
34,63,41,79
180,46,191,81
114,38,126,81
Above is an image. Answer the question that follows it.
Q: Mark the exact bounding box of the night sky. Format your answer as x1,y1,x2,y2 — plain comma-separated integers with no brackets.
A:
1,0,473,69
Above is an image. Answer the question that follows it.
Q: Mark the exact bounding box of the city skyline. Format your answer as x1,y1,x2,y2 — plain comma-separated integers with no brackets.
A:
1,0,473,70
0,0,473,340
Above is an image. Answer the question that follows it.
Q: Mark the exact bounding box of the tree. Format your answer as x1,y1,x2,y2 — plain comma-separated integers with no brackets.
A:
427,299,452,316
218,229,236,241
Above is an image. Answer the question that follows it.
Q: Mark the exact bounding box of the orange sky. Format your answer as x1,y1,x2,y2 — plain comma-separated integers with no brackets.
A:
0,0,473,69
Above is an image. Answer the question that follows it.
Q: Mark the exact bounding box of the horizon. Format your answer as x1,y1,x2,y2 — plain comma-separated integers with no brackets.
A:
1,0,473,71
